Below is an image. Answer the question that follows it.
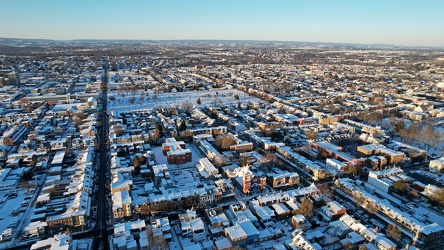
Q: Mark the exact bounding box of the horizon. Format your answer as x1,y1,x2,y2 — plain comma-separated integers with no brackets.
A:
1,37,443,49
1,0,444,47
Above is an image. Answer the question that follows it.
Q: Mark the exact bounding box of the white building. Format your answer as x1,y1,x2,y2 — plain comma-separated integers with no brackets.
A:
367,167,409,193
179,210,206,242
429,157,444,173
197,157,219,178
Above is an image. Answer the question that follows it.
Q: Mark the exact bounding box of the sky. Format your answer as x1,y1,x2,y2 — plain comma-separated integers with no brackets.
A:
1,0,443,47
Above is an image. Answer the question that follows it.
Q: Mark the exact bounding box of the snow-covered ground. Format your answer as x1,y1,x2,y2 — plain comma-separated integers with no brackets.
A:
0,189,33,244
107,89,263,115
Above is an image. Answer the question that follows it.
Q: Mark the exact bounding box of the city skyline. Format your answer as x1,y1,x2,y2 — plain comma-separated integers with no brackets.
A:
1,0,444,47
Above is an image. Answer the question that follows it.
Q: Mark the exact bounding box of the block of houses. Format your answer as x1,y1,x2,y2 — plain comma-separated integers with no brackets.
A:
319,201,346,221
179,210,206,242
224,224,247,246
367,167,409,193
291,214,311,230
112,190,132,219
357,144,404,164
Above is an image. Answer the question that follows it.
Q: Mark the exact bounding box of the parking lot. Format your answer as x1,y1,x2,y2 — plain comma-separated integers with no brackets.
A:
0,190,34,240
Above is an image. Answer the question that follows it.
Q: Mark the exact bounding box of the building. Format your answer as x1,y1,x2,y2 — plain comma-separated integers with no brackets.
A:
312,141,365,167
366,155,388,170
319,201,346,221
30,233,74,250
206,207,231,236
230,142,254,152
240,165,266,194
326,158,348,176
112,190,132,219
224,224,247,246
162,138,192,164
179,210,206,242
336,178,444,249
190,126,227,136
267,171,300,189
112,220,147,250
367,167,409,193
429,157,444,173
7,72,21,86
197,157,218,178
152,164,173,187
357,144,405,164
150,217,172,241
291,214,311,230
0,168,19,192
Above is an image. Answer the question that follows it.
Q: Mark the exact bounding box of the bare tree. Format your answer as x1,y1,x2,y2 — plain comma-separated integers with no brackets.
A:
297,197,313,218
215,134,236,150
386,224,401,241
305,130,318,140
128,96,136,104
239,155,250,167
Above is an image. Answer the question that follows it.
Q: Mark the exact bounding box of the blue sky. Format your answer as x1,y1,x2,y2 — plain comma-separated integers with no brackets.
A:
1,0,443,46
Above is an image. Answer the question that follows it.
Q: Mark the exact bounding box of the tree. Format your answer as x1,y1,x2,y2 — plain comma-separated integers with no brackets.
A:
430,187,444,207
403,122,421,143
139,155,147,165
133,156,141,174
196,97,201,105
31,154,38,168
182,100,192,112
429,130,443,150
298,197,313,218
410,189,420,198
178,120,187,132
344,164,363,176
358,244,368,250
117,147,126,157
155,123,163,136
305,130,318,140
314,170,332,181
392,180,409,194
394,120,405,133
317,183,333,201
365,201,379,214
215,134,236,150
133,156,141,168
114,125,125,136
386,224,401,241
260,151,278,173
239,155,250,167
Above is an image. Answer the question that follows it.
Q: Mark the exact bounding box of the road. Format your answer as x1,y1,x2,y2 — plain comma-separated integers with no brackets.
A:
93,62,111,249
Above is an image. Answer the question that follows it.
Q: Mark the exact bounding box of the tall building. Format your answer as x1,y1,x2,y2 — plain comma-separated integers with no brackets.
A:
7,72,21,86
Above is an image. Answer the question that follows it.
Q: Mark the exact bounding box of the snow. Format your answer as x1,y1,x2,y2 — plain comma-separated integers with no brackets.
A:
107,89,263,116
0,189,33,242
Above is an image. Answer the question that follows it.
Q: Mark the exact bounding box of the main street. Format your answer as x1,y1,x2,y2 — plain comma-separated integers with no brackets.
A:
73,62,112,249
94,62,111,249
